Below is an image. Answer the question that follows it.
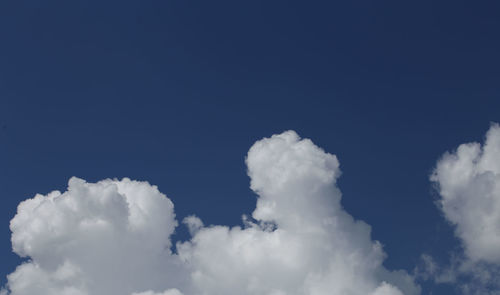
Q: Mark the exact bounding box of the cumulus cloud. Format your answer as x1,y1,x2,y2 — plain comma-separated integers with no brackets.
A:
5,178,189,295
432,124,500,263
2,131,419,295
177,131,418,295
429,123,500,293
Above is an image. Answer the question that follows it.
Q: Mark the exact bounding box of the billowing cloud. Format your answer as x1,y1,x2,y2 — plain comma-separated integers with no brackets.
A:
430,123,500,293
177,131,418,295
5,178,189,295
2,131,419,295
432,123,500,263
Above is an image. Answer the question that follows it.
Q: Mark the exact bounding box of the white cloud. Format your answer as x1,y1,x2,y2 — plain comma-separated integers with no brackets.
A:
432,123,500,263
372,282,404,295
430,123,500,293
5,178,189,295
177,131,419,295
2,131,419,295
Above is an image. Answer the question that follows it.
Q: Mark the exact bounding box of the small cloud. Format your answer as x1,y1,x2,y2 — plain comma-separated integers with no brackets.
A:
430,123,500,293
182,215,203,236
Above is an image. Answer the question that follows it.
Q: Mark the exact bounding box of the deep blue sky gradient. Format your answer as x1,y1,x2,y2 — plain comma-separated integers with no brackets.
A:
1,1,500,293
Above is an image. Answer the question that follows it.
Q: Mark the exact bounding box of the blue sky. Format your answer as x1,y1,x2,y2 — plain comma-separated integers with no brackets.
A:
1,1,500,294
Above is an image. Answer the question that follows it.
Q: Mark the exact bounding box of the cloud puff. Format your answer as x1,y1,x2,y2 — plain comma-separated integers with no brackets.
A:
177,131,418,295
6,178,189,295
432,124,500,263
430,123,500,293
2,131,418,295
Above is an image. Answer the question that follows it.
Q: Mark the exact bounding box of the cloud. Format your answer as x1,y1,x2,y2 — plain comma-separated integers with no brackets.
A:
429,123,500,293
5,178,189,295
432,123,500,263
177,131,418,295
2,131,419,295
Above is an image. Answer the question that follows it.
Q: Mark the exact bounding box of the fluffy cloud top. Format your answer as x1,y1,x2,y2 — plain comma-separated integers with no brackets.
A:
3,131,418,295
6,178,189,295
178,131,418,295
432,124,500,263
429,123,500,294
